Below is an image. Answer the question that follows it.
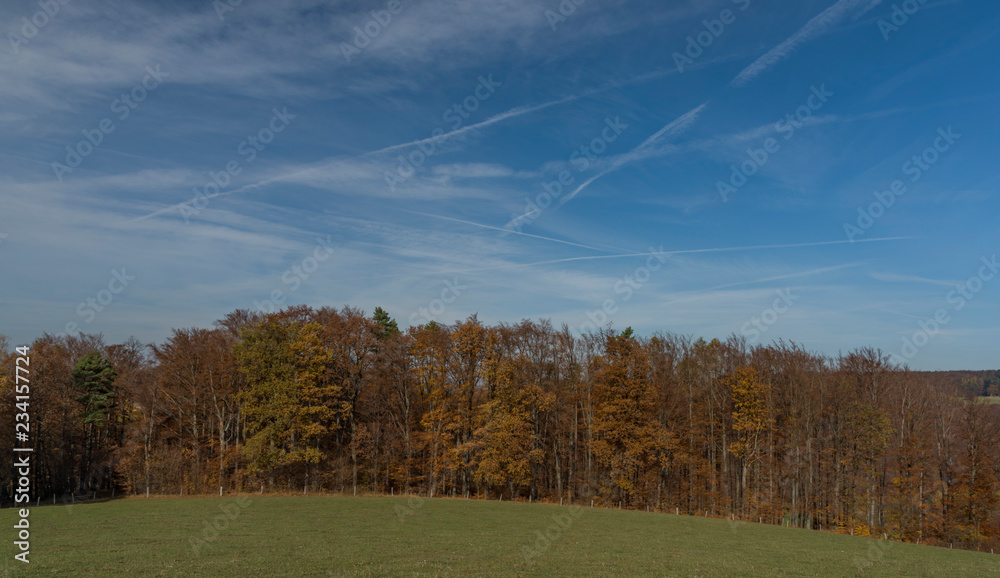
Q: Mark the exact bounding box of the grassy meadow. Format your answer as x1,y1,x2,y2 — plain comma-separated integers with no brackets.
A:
1,495,997,576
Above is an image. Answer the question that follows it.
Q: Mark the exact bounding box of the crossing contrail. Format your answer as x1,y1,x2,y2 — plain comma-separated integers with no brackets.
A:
427,236,914,275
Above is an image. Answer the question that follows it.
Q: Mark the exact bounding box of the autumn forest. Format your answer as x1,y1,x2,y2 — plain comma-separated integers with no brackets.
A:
2,305,998,553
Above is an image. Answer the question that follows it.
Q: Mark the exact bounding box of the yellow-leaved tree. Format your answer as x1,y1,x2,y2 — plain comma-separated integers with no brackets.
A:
474,348,544,499
235,307,349,489
726,365,773,513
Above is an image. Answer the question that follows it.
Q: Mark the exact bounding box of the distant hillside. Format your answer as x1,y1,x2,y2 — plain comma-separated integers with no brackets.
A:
914,369,1000,397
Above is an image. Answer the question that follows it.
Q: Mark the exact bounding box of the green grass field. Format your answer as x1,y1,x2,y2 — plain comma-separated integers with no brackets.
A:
1,495,997,576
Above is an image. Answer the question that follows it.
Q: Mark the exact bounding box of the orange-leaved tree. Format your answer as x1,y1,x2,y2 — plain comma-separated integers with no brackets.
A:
590,328,666,506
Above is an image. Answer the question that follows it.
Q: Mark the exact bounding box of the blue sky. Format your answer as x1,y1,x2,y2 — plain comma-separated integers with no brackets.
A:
0,0,997,370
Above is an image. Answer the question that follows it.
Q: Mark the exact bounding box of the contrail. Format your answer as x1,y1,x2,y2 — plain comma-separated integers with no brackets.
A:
504,102,708,231
409,211,630,254
126,97,583,224
127,69,707,225
124,169,291,223
429,236,914,275
369,95,581,156
654,263,863,308
731,0,867,87
373,67,694,158
880,308,934,321
853,0,883,19
558,102,708,205
708,262,861,290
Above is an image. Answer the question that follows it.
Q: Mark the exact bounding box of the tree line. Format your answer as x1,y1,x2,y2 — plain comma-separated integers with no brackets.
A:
917,369,1000,398
1,305,998,552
